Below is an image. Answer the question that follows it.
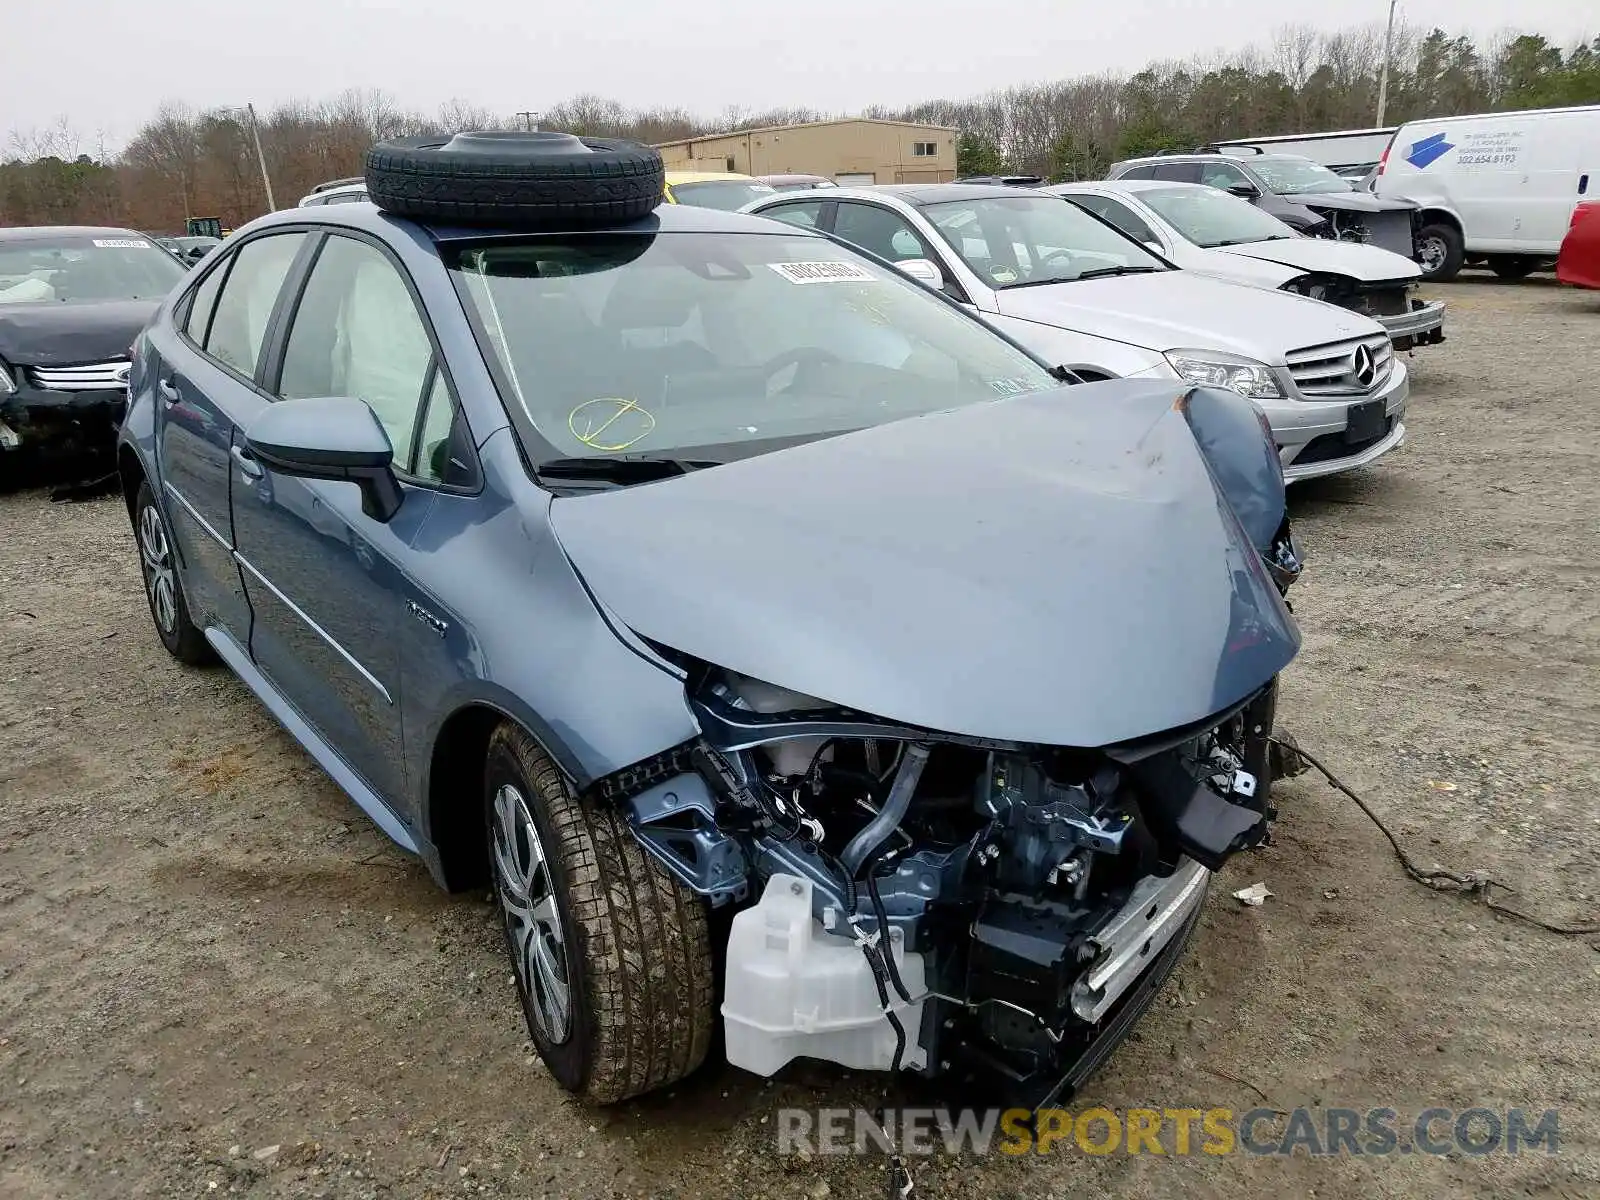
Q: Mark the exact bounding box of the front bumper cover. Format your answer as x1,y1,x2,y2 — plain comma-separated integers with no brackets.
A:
1375,298,1447,349
0,384,126,483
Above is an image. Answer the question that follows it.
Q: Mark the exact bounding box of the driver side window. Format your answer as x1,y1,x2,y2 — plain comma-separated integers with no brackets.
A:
1200,162,1251,189
276,234,470,485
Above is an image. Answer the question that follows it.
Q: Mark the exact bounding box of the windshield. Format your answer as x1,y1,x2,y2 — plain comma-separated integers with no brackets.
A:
448,231,1060,462
670,180,777,211
1136,184,1298,247
922,195,1167,288
0,235,185,305
1248,155,1355,195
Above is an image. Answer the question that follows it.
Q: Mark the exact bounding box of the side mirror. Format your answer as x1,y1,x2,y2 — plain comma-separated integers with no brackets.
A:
1225,183,1260,200
895,258,943,287
244,397,403,522
1142,238,1164,253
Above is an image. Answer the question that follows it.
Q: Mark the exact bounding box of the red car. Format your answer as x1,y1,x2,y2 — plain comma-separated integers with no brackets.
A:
1557,201,1600,290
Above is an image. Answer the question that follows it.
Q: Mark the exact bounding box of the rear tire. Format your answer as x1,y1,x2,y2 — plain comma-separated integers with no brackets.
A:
364,131,665,229
1489,256,1539,281
1416,222,1465,282
485,723,714,1103
133,481,214,665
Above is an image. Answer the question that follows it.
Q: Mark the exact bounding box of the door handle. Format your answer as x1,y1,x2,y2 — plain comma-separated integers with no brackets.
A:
231,444,264,480
158,378,180,405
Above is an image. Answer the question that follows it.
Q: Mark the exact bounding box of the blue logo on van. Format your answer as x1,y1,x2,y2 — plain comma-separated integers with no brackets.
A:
1405,132,1454,169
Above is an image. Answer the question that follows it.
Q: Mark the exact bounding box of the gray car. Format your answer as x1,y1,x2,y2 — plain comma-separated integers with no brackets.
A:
117,133,1304,1111
1107,151,1422,255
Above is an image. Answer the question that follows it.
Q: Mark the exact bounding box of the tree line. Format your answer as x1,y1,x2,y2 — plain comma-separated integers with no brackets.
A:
2,22,1596,233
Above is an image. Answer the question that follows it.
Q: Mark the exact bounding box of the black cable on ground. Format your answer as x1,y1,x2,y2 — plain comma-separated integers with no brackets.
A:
1273,738,1600,937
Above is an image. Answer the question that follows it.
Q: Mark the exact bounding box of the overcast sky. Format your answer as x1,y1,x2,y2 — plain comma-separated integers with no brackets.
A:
6,0,1591,150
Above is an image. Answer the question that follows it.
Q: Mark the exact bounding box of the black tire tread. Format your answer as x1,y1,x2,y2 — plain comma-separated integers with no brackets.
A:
364,136,664,228
490,724,713,1103
1418,221,1465,282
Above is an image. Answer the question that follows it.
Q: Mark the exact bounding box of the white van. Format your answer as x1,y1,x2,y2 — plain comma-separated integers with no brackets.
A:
1373,104,1599,280
1213,127,1398,178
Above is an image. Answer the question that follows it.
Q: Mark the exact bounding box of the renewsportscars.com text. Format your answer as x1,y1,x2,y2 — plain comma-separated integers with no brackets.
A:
777,1106,1561,1158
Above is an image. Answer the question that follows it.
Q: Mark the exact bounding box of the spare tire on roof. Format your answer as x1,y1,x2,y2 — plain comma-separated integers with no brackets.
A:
364,131,665,228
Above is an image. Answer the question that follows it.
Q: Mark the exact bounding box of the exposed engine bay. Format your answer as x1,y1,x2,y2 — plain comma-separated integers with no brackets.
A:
1304,204,1420,259
595,522,1302,1107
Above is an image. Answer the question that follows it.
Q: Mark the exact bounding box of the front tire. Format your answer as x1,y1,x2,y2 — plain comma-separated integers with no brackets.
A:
1416,222,1465,282
134,481,213,665
485,723,714,1103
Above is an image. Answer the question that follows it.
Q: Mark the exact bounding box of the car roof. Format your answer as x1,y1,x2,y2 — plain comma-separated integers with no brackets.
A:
666,170,758,184
834,183,1036,205
298,181,368,204
0,225,148,243
1053,179,1187,196
237,198,818,243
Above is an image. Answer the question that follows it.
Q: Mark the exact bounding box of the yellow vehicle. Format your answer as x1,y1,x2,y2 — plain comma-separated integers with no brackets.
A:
663,170,776,211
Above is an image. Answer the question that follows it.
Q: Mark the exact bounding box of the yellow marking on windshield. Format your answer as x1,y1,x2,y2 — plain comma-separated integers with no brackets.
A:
569,397,656,452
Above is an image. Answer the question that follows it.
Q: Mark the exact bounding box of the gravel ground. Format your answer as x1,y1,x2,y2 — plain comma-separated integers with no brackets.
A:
2,276,1598,1199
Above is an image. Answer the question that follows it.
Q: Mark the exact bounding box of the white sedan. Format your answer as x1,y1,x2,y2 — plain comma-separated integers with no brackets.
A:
1049,180,1445,351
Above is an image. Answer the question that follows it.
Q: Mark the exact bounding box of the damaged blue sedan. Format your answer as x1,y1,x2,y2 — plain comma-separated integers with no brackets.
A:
117,132,1303,1109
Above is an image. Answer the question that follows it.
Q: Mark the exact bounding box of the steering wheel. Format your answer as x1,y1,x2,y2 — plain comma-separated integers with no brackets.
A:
759,347,842,393
1034,248,1077,277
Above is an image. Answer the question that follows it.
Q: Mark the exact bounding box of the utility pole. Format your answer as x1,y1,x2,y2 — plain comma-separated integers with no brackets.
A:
515,111,539,132
244,103,277,211
1376,0,1398,126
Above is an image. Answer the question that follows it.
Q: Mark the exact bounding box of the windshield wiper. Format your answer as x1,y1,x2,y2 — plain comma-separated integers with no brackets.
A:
1071,265,1162,281
1204,236,1291,247
535,455,720,485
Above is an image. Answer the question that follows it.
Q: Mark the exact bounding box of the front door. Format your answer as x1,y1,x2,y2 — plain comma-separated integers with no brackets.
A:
231,231,446,808
152,230,310,642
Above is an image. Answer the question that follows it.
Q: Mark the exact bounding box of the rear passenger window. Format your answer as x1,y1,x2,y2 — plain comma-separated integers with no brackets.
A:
1152,163,1202,183
182,260,228,344
762,200,824,229
1072,195,1159,245
203,232,308,378
276,234,435,465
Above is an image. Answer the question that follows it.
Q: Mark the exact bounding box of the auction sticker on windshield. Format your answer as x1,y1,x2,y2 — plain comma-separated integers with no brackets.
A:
92,239,152,249
769,261,879,285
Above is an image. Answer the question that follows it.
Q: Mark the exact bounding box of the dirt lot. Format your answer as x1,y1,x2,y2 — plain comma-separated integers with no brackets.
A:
2,275,1598,1200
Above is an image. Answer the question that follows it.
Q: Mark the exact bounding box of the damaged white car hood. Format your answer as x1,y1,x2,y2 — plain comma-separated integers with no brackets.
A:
1217,236,1423,283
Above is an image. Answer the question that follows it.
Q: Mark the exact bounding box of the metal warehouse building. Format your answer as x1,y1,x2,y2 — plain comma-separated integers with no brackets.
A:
655,118,958,185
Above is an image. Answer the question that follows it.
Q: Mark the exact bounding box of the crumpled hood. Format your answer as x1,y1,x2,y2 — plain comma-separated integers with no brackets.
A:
1292,190,1417,215
551,381,1300,748
0,300,156,366
994,271,1379,360
1222,237,1422,283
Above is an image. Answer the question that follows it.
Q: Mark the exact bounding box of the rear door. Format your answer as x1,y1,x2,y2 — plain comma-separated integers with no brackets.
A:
151,229,311,643
230,230,452,808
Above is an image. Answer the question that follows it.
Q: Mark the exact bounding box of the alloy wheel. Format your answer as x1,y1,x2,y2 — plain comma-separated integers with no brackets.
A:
491,783,572,1044
138,504,177,634
1418,236,1445,275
